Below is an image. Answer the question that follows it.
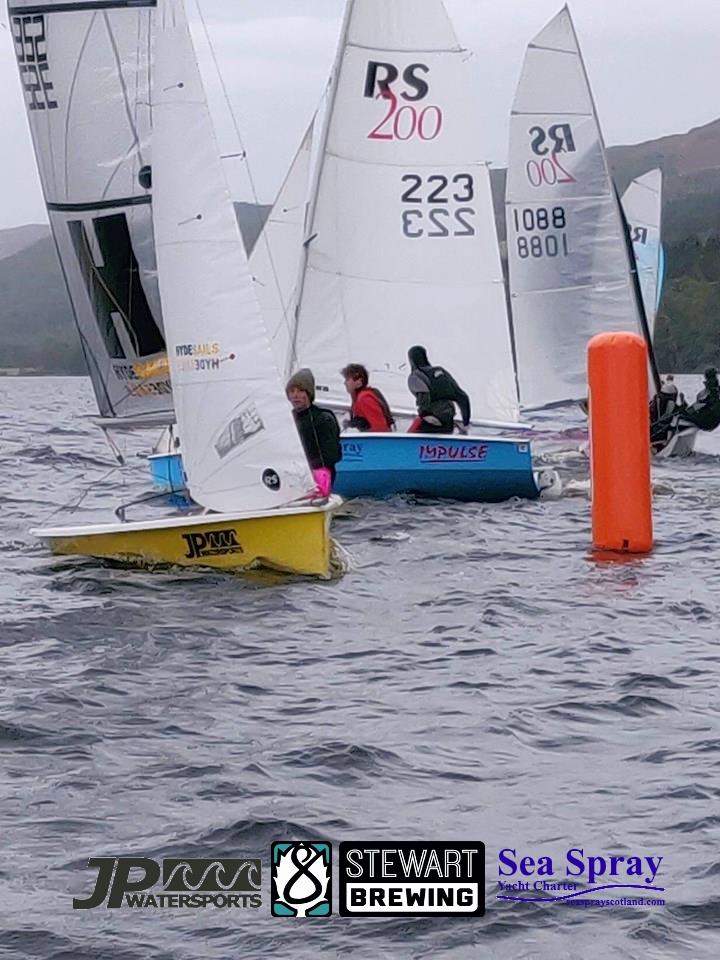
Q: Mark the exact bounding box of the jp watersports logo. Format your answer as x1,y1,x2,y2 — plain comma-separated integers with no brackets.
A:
339,842,484,917
72,857,261,910
181,529,244,559
497,848,665,908
271,842,332,917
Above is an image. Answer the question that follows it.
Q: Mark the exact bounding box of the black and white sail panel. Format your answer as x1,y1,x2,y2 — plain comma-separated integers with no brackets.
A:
8,0,171,419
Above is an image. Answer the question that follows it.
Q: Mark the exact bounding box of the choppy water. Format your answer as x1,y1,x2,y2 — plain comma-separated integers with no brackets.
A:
1,376,718,959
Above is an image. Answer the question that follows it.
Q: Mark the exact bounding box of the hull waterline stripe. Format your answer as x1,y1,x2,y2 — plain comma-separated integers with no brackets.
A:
9,1,156,16
47,195,151,213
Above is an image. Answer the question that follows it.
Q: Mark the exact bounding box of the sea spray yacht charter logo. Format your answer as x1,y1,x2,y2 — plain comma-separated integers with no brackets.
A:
72,857,261,909
271,842,332,916
497,848,665,908
339,842,484,916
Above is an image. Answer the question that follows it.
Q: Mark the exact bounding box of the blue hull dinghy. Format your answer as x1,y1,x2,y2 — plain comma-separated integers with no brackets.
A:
150,433,552,502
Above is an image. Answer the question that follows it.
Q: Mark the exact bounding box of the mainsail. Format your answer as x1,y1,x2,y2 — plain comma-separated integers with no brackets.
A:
152,0,313,514
290,0,519,423
8,0,172,420
249,123,314,376
621,169,664,337
506,6,653,409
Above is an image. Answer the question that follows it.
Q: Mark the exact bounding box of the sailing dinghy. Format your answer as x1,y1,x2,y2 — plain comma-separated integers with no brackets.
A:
505,6,696,457
505,5,662,413
31,0,340,577
150,0,558,504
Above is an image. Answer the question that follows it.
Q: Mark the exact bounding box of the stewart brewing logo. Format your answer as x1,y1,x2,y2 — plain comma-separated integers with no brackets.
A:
72,858,261,910
271,842,332,917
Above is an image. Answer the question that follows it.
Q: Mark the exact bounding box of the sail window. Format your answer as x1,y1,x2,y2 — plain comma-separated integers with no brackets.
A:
68,213,165,360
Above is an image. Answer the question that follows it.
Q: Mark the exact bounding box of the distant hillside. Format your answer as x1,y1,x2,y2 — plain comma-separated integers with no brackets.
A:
3,118,720,375
609,119,720,243
0,223,48,260
0,203,271,375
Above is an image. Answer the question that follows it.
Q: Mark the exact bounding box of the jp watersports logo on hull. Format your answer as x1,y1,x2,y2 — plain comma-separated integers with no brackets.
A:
181,529,244,559
339,842,484,917
271,842,332,917
497,848,665,908
73,858,261,910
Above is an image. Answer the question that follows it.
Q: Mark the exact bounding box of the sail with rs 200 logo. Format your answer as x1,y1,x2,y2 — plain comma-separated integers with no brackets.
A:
8,0,171,425
287,0,520,427
505,5,660,411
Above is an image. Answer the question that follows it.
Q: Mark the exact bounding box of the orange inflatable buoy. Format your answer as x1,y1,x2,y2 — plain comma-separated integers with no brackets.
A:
588,332,653,553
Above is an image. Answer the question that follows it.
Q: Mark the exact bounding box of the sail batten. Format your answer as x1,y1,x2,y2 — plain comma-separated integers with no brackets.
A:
506,7,646,410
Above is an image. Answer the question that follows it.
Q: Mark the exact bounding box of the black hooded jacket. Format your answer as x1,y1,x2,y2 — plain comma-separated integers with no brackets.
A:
293,405,342,475
407,346,471,427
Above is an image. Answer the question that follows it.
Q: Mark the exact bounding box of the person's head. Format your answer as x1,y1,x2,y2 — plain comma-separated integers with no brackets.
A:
661,375,678,396
704,367,718,389
286,368,315,411
341,363,369,396
408,345,429,369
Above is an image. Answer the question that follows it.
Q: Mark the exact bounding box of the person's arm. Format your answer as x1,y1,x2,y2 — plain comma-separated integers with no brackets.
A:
445,373,471,426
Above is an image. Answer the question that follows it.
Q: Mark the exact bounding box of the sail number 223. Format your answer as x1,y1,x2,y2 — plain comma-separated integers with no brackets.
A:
513,206,569,259
401,173,476,239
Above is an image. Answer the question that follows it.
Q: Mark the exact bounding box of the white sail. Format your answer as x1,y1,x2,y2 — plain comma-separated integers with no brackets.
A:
291,0,518,423
506,6,645,409
152,0,313,513
249,123,314,376
8,0,171,420
621,169,663,337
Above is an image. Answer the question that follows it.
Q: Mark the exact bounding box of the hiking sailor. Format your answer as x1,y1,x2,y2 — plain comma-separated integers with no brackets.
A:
286,368,342,495
681,367,720,431
406,345,471,434
341,363,394,432
650,374,680,423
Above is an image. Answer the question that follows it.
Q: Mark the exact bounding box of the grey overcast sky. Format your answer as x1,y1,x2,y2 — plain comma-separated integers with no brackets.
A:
1,0,718,228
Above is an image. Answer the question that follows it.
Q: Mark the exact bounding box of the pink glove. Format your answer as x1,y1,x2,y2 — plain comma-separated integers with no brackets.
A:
312,467,332,497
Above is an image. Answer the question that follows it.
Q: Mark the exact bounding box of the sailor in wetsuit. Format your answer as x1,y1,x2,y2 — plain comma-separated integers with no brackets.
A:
406,345,471,434
286,368,342,492
681,367,720,431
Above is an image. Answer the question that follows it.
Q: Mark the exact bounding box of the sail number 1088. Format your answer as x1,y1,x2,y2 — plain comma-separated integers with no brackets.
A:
513,206,569,259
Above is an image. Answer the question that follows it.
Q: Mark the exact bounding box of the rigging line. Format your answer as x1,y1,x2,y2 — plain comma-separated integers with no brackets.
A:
78,227,157,385
192,0,296,347
41,463,121,523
